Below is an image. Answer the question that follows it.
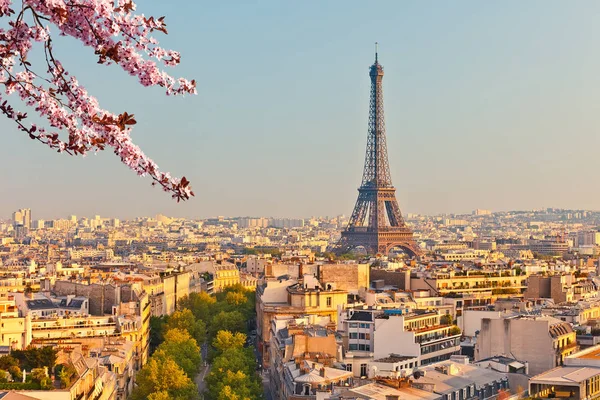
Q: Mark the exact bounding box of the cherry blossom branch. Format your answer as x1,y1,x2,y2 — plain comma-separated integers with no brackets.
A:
0,0,196,201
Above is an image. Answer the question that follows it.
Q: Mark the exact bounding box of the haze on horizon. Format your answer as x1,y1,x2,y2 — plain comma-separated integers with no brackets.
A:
1,1,599,221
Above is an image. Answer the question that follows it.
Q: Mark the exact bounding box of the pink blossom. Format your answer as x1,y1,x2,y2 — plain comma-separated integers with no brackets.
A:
0,0,196,201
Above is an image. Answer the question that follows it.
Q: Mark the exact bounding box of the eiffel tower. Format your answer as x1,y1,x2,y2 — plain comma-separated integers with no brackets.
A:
336,47,420,257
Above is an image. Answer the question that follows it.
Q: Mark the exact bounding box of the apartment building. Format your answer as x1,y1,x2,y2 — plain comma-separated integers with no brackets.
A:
340,308,461,376
410,270,529,296
269,320,346,400
256,275,348,367
529,344,600,400
475,315,577,375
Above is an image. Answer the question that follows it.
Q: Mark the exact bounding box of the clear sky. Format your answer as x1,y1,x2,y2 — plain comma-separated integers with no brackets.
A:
1,1,599,220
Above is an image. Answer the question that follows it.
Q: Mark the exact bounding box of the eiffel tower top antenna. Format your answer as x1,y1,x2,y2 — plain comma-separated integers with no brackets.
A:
375,42,378,63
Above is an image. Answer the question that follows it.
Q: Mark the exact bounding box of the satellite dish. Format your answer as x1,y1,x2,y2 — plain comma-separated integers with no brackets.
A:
413,370,422,379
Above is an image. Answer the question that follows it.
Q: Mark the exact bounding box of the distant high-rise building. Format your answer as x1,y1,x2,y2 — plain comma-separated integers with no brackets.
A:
12,208,31,229
33,220,45,230
269,218,304,228
473,209,492,216
12,211,22,227
238,217,269,228
14,224,28,240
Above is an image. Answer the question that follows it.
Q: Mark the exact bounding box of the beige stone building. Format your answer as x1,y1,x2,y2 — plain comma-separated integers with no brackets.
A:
256,277,348,367
269,321,342,400
475,315,577,375
530,344,600,400
189,261,241,292
524,274,573,303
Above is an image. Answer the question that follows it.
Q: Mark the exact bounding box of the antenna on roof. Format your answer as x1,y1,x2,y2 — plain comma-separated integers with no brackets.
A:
375,42,379,63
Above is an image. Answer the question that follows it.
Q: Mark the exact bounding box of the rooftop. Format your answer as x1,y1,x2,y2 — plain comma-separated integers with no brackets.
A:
349,311,373,322
374,354,418,363
530,366,600,385
573,349,600,361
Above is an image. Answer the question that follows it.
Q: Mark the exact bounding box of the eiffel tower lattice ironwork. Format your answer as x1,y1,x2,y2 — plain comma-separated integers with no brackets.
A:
336,48,420,257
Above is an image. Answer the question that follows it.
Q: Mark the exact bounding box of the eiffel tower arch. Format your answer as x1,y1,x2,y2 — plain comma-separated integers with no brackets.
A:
335,48,420,258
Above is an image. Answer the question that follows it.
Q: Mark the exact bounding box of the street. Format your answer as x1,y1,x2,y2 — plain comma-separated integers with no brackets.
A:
195,363,211,394
261,369,273,400
196,342,210,395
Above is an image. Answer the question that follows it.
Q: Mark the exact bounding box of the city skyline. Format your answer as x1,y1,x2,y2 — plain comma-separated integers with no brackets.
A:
4,207,600,223
1,1,600,218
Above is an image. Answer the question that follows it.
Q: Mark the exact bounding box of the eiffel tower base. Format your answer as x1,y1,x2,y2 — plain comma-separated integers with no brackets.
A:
334,229,420,258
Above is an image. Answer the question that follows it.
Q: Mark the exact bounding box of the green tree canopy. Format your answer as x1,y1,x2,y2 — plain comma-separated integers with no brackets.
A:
209,311,246,339
147,391,172,400
178,292,216,322
213,330,246,354
155,329,202,378
165,308,207,345
207,370,261,400
150,316,167,354
131,354,199,400
0,356,18,371
11,346,57,371
225,291,247,307
207,347,256,383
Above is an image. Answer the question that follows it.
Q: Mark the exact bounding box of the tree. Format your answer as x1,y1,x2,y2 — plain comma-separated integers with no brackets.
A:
207,347,257,383
30,368,52,390
150,316,167,354
206,349,262,400
165,308,207,346
0,356,18,371
440,314,453,325
56,364,77,389
131,355,199,400
0,0,196,200
11,346,57,371
155,328,202,378
147,392,172,400
178,292,216,323
448,326,462,336
209,311,246,339
218,386,242,400
225,291,247,307
213,330,246,354
8,365,22,381
207,370,261,400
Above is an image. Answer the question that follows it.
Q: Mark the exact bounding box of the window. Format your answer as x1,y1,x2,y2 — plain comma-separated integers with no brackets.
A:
365,345,371,351
365,333,371,340
359,344,366,351
349,333,358,339
346,364,352,372
303,384,310,395
360,363,367,377
359,333,366,340
349,344,358,350
359,323,369,328
349,323,358,328
327,297,332,307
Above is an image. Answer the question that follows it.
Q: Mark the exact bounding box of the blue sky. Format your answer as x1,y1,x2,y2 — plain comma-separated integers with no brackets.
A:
1,1,600,220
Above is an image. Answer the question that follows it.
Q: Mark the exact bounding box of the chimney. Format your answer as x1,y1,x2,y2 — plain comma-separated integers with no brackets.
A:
386,396,400,400
312,363,316,370
319,367,326,377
